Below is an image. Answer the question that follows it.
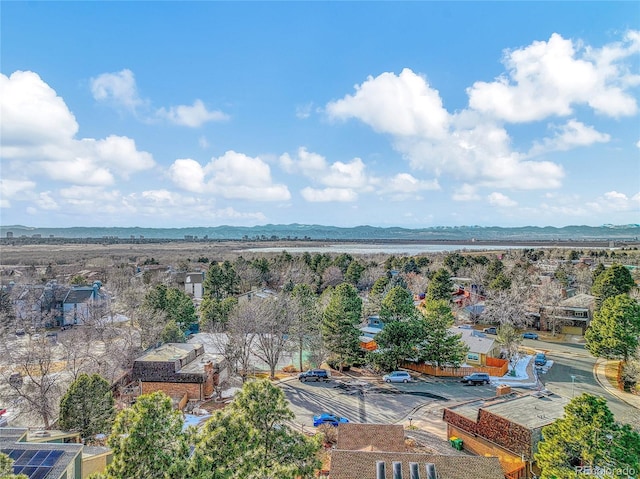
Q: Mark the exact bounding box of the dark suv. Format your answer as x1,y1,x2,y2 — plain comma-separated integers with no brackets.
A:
462,372,491,385
298,369,330,382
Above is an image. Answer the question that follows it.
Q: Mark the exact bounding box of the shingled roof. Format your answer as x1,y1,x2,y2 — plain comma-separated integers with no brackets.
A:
328,450,504,479
336,424,406,452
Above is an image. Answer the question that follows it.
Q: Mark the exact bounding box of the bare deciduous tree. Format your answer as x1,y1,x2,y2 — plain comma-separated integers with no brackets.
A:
252,296,295,379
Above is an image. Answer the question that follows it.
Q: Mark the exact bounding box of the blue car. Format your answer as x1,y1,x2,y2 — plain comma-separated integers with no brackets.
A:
313,413,349,427
522,332,539,340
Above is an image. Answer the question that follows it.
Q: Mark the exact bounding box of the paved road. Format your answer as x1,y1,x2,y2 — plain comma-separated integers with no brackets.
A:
531,340,639,429
280,375,498,430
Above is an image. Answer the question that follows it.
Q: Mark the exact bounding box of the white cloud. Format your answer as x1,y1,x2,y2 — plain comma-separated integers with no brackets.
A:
168,151,290,201
468,31,640,122
530,119,610,155
327,68,450,139
325,71,565,190
157,99,228,127
199,136,210,149
586,191,640,213
90,69,142,111
0,179,37,207
0,71,156,188
1,71,78,146
35,192,59,211
488,192,517,207
380,173,440,200
636,139,640,148
300,187,357,202
452,184,480,202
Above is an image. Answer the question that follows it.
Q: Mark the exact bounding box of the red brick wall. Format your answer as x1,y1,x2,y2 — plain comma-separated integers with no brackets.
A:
141,381,204,400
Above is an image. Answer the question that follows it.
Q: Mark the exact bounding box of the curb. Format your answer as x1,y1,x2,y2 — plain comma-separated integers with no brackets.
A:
593,359,640,410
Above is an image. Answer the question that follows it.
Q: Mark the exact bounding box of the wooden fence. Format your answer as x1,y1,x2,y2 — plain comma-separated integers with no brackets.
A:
402,359,508,378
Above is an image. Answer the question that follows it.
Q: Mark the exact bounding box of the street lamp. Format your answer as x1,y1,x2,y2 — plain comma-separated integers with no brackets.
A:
408,416,413,428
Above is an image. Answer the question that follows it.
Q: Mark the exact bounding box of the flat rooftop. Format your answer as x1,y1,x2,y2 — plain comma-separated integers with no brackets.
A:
448,392,570,429
136,343,202,362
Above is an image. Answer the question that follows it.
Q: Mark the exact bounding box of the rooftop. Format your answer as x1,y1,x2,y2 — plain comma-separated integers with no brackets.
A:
447,392,569,430
452,328,496,354
336,424,406,452
135,343,203,363
559,293,595,309
328,450,504,479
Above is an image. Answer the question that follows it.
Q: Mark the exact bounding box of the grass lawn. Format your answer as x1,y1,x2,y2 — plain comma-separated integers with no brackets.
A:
604,360,621,390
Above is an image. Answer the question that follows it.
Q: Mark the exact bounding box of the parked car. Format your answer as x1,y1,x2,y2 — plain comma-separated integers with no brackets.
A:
534,353,547,366
313,413,349,427
15,328,25,336
461,372,491,385
382,371,413,383
30,333,41,341
298,369,330,382
482,327,497,335
522,332,539,340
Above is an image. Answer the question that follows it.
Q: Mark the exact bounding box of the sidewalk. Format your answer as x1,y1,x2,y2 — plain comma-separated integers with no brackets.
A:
594,359,640,410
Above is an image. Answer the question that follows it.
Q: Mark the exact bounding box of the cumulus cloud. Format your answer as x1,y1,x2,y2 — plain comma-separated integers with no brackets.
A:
529,119,610,155
168,151,290,201
0,70,156,188
0,179,37,207
157,99,228,127
90,69,142,111
586,191,640,213
295,102,313,119
327,68,450,139
488,192,517,207
452,184,480,202
281,147,442,202
468,31,640,122
300,187,357,202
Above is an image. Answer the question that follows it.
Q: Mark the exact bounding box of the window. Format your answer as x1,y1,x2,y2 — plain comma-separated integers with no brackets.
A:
574,311,587,318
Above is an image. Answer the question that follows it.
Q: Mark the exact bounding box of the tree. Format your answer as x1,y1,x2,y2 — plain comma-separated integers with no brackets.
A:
228,380,321,479
591,263,635,306
252,295,295,379
416,299,468,368
426,268,452,302
535,394,640,479
161,320,185,343
200,297,237,331
321,283,362,371
379,286,417,322
344,260,365,286
204,261,240,300
189,380,321,479
368,320,422,371
290,284,321,371
58,373,115,440
0,453,28,479
489,272,511,291
585,294,640,362
225,300,259,383
101,391,189,479
495,324,522,373
1,335,63,429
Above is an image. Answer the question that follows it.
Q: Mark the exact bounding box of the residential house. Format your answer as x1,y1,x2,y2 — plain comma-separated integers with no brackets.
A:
131,343,225,402
443,391,570,478
61,282,108,327
359,316,384,351
539,293,595,335
453,328,501,367
336,424,406,452
0,427,84,479
237,287,277,304
327,451,504,479
183,272,205,299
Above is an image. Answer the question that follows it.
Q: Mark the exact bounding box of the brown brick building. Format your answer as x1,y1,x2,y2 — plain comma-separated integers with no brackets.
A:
443,392,569,478
131,343,224,401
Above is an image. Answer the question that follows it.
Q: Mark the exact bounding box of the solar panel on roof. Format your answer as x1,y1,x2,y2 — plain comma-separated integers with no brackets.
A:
41,449,63,466
2,448,23,460
31,467,51,479
15,449,37,465
21,466,38,476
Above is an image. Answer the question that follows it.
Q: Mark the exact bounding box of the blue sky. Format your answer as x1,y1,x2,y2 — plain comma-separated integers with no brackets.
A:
1,2,639,228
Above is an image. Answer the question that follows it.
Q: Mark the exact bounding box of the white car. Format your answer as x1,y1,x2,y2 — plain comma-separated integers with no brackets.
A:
382,371,412,383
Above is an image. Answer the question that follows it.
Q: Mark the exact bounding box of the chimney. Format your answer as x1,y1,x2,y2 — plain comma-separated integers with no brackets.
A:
376,461,386,479
409,462,420,479
425,463,437,479
393,461,402,479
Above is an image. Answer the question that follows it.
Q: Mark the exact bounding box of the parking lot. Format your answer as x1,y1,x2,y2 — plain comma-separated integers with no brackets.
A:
279,372,499,432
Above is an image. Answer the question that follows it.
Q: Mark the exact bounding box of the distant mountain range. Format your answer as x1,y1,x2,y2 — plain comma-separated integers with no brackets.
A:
1,224,639,242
